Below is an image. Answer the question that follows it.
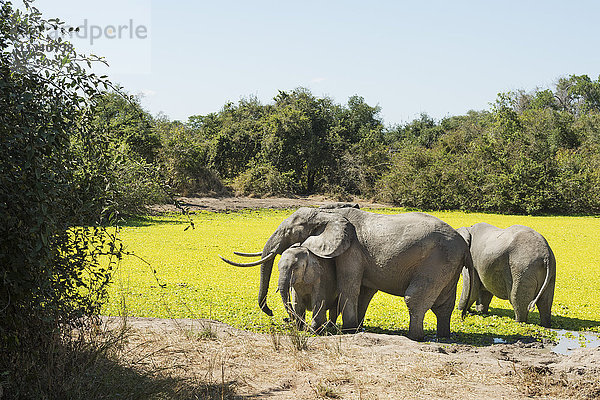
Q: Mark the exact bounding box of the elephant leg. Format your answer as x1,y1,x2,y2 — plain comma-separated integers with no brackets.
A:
512,304,528,323
337,292,360,333
327,303,339,327
536,294,552,328
431,300,453,338
510,284,533,324
357,286,378,329
404,295,427,341
475,289,493,314
536,276,555,328
310,300,328,332
431,273,460,338
335,249,364,333
404,280,439,341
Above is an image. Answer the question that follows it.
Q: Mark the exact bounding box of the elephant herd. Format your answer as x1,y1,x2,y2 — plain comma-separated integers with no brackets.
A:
220,204,556,341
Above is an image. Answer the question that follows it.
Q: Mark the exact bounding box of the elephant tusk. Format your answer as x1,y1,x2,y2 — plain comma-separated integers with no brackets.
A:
219,252,275,267
233,251,263,257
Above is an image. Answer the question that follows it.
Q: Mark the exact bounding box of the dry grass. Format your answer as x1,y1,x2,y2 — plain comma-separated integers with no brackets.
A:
1,316,239,400
37,318,600,400
513,364,600,400
15,315,596,400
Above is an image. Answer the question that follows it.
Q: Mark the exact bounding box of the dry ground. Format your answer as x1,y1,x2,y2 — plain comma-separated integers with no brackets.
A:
111,317,600,400
151,195,388,213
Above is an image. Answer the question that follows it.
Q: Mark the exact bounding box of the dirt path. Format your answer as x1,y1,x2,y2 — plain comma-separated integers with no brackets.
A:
113,317,600,400
151,195,389,213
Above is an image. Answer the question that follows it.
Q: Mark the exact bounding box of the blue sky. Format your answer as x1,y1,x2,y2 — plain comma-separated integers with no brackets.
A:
37,0,600,125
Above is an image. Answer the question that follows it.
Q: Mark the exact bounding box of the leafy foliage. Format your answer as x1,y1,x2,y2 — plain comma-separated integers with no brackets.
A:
88,92,166,215
154,90,387,197
91,92,161,163
149,75,600,215
232,161,297,196
377,77,600,214
0,1,143,396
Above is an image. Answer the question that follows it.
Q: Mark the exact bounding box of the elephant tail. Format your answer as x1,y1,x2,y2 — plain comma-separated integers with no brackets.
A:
527,252,553,311
461,250,475,319
527,250,556,311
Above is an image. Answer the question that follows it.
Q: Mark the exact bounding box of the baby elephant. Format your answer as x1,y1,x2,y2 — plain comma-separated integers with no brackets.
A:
277,244,339,332
457,223,556,327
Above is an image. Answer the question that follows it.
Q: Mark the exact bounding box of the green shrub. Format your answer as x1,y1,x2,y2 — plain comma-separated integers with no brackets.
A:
0,2,133,397
158,120,228,196
232,162,298,196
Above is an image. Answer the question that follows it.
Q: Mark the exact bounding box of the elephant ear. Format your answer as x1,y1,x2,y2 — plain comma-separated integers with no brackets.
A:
301,212,355,258
457,227,472,247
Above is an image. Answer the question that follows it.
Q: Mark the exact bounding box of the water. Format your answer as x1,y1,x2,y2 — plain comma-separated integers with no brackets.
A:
551,329,600,355
490,330,600,354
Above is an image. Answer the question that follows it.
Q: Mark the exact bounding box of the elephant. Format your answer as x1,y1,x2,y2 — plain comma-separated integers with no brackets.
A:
220,207,473,341
456,223,556,327
277,244,339,332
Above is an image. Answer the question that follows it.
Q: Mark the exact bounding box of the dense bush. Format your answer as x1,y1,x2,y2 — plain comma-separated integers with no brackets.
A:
0,2,142,397
154,90,387,199
375,82,600,214
149,80,600,214
156,117,228,196
232,161,297,196
85,93,168,215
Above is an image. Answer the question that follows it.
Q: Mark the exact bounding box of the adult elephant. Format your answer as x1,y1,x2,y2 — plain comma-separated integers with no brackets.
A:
220,207,473,341
456,223,556,327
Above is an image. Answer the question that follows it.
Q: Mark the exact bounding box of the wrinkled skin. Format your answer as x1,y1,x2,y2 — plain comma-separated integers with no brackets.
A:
457,223,556,327
278,245,339,333
255,207,472,341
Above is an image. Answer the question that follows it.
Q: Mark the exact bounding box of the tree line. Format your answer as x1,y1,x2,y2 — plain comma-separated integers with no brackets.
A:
107,76,600,215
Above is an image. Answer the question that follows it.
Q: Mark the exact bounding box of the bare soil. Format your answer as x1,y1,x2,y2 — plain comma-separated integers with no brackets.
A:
110,317,600,400
151,195,389,213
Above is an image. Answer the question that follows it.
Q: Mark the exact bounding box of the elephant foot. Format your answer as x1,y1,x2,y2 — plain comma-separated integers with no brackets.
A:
475,305,489,314
436,327,451,339
540,313,552,328
407,332,425,342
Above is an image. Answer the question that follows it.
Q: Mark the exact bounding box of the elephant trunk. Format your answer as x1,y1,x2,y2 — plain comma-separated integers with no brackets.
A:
258,232,287,316
278,266,293,319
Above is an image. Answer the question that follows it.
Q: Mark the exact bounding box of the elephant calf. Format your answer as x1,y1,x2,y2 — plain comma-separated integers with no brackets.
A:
277,244,339,332
457,223,556,327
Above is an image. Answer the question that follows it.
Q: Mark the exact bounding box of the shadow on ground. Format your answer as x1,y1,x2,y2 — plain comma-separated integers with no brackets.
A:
7,343,238,400
482,307,600,332
359,307,600,346
362,325,539,346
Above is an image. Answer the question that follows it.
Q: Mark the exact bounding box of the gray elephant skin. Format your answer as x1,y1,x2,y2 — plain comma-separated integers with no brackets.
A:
277,244,339,332
457,223,556,327
221,207,473,341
